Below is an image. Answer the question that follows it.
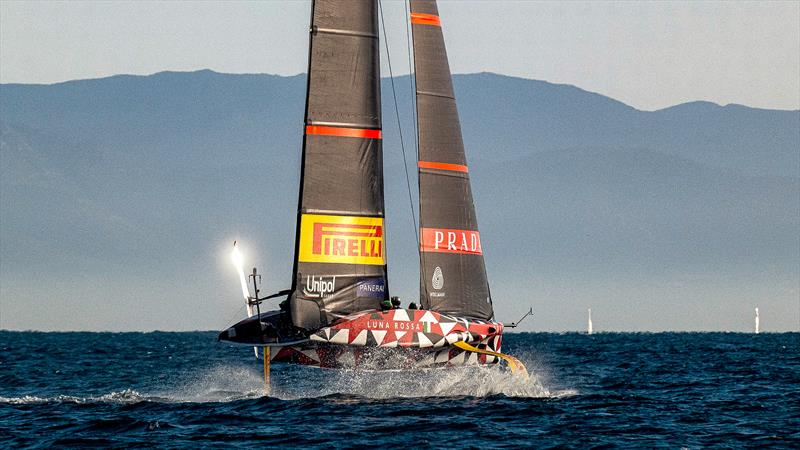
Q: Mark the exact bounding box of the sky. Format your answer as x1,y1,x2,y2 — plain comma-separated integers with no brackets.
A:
1,1,798,332
1,0,799,111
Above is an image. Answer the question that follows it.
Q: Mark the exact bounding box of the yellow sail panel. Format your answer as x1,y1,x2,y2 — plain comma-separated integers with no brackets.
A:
298,214,385,265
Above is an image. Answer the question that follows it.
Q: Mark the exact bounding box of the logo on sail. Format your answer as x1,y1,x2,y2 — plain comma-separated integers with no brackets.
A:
302,275,337,298
299,214,385,265
432,266,444,290
420,228,482,255
356,277,386,298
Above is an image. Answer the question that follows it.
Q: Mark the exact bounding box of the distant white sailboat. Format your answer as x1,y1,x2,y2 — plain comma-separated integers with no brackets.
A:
755,307,760,334
587,308,593,335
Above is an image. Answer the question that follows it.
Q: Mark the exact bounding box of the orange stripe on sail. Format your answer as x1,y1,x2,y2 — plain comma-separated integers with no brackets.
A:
418,161,468,173
411,13,441,26
305,125,382,139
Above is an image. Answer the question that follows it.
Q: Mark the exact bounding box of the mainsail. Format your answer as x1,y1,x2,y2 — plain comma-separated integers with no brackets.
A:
410,0,493,320
289,0,388,330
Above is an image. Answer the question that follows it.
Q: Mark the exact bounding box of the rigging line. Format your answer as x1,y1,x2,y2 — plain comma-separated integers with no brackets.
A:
379,0,420,254
221,303,247,331
406,0,430,306
405,0,418,163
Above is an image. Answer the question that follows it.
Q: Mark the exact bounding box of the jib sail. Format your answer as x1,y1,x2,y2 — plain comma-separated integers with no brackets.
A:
410,0,494,320
289,0,388,330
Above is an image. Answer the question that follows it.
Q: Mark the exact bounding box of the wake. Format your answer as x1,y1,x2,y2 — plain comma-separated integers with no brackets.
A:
273,365,566,399
1,360,576,404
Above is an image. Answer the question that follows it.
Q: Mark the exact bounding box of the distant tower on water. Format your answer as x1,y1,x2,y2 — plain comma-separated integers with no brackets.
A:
755,307,760,334
587,308,593,335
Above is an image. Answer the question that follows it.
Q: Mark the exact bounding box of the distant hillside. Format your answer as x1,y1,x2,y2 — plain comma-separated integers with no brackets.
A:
1,71,798,331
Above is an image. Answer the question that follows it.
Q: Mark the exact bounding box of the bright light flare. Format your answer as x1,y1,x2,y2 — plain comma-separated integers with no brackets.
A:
231,242,252,310
231,242,244,270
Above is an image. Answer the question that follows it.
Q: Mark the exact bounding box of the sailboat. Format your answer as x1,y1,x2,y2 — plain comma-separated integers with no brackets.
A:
587,308,593,335
754,307,760,334
219,0,526,375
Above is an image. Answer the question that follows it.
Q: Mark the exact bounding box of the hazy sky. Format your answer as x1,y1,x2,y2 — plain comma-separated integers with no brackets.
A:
1,0,798,111
1,1,799,333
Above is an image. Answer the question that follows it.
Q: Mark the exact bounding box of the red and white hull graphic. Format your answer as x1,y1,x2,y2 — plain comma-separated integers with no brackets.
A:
311,308,502,348
270,309,506,369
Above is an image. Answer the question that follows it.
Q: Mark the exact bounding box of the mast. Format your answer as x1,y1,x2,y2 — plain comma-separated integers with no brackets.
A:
289,0,388,331
409,0,493,320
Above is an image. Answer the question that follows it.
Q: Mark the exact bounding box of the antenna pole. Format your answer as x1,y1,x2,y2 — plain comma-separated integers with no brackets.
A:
250,268,262,319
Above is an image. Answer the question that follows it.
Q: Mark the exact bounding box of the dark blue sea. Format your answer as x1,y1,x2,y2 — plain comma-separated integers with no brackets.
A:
1,332,798,448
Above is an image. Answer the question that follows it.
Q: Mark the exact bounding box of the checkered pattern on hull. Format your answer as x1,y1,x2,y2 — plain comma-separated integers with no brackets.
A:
308,309,503,349
269,309,504,369
271,334,505,370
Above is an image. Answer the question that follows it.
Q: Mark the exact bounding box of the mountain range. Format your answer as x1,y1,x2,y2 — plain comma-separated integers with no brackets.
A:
1,70,798,331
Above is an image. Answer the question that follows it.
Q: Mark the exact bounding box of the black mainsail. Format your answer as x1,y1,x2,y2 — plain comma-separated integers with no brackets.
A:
410,0,493,320
289,0,388,331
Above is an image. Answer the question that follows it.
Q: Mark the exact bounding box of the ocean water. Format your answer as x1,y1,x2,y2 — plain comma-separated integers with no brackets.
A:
1,331,798,448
